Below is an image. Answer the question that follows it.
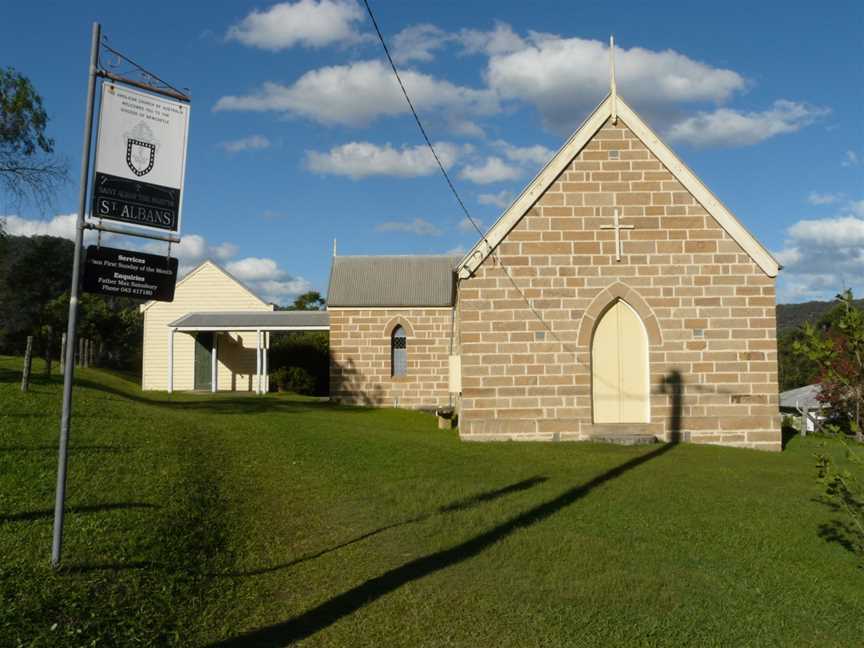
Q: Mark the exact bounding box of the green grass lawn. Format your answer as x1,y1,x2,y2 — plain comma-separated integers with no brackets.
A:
1,355,863,647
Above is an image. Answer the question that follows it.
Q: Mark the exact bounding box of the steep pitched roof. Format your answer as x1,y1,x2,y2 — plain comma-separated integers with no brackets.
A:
327,255,460,307
457,94,781,279
139,259,270,313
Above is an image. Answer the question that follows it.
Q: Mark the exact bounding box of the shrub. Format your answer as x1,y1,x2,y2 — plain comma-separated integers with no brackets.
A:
271,366,316,395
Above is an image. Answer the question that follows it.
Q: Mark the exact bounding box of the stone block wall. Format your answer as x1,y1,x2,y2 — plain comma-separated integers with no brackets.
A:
457,119,781,451
329,307,454,409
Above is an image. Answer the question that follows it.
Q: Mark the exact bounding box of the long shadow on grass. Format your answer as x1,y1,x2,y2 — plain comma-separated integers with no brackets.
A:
217,476,547,578
0,502,157,523
72,377,357,416
211,444,678,647
0,445,131,453
210,371,685,647
63,561,155,574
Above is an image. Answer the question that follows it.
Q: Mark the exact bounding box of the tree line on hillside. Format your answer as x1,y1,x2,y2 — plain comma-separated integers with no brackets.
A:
0,233,330,388
0,235,143,370
777,298,864,332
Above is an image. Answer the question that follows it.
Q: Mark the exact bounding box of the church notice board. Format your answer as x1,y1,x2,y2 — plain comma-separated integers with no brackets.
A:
91,83,190,234
82,246,178,302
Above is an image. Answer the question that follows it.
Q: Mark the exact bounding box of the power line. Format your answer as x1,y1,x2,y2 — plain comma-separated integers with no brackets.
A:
360,0,592,365
360,0,487,246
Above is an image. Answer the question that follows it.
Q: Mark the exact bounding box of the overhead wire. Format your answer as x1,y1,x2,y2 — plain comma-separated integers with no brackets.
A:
360,0,586,360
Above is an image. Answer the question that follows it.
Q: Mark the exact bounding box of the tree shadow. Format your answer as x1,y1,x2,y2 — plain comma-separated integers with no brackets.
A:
61,560,155,574
208,370,684,647
215,476,547,579
812,489,864,556
71,377,370,417
0,502,157,524
817,520,861,555
781,426,799,450
0,445,131,454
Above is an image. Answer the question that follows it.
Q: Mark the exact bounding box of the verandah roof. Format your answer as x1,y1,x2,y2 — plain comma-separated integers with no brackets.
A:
169,311,329,331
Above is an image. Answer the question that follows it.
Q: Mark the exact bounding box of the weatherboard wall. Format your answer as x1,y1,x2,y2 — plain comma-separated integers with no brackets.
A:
141,261,273,391
456,118,782,451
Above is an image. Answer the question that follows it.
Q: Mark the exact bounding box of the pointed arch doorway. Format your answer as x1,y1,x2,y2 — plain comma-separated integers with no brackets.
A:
591,299,650,423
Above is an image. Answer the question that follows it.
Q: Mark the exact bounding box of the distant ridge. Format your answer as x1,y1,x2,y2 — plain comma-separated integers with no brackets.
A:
777,298,864,332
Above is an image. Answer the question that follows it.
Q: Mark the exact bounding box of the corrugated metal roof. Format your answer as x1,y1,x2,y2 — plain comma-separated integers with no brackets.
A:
327,255,460,307
779,384,824,410
169,311,329,329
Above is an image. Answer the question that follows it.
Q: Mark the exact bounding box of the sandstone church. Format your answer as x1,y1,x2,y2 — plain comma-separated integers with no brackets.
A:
141,92,782,452
327,92,781,451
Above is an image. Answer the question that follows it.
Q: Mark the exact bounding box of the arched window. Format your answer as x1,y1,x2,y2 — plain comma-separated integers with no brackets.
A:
391,325,407,377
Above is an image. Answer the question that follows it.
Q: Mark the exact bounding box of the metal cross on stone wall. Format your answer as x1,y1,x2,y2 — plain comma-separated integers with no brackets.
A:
601,208,634,262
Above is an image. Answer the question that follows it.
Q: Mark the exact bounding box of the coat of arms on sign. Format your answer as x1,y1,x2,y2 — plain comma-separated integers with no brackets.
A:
124,121,159,177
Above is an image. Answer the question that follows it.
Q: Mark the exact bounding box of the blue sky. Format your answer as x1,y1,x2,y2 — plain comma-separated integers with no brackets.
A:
2,0,862,304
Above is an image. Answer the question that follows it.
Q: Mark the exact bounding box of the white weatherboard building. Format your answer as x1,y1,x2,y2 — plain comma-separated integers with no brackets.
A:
140,260,327,392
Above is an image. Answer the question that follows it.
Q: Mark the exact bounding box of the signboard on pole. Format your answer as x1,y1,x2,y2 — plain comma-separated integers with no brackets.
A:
82,245,178,301
91,83,190,233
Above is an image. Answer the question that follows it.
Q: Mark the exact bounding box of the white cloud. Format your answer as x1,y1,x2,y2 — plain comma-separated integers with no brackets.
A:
226,0,365,50
485,32,747,132
225,257,284,281
305,141,462,178
225,256,312,302
3,212,313,302
376,218,442,236
140,234,207,265
392,24,451,63
460,156,522,184
787,216,864,248
446,118,485,138
210,242,239,260
256,278,312,302
446,245,467,256
477,189,512,209
775,199,864,302
214,60,498,127
3,213,78,239
666,100,830,148
849,200,864,218
458,217,482,233
459,22,526,56
807,191,843,206
219,135,271,153
842,150,860,167
493,140,553,165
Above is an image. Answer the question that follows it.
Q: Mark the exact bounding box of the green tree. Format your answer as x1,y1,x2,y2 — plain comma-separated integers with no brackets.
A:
778,327,820,391
0,234,143,369
0,67,67,207
290,291,325,311
794,290,864,442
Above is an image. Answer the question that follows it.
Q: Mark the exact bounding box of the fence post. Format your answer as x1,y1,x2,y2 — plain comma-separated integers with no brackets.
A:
60,333,67,373
45,326,53,377
21,336,33,392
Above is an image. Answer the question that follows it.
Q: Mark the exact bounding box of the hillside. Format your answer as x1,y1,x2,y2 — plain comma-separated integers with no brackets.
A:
777,297,864,332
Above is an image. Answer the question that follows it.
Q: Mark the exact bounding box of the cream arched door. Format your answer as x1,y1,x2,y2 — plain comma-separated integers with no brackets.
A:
591,300,649,423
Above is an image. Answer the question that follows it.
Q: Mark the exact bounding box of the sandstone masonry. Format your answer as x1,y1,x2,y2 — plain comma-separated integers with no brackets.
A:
456,119,781,451
329,307,454,409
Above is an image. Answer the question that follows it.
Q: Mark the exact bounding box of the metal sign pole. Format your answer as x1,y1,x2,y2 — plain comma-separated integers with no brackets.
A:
51,21,101,568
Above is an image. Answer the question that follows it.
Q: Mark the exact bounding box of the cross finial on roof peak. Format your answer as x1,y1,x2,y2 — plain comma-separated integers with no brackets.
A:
610,35,618,125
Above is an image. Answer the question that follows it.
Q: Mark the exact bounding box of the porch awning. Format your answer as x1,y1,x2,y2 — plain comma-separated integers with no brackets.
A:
169,310,330,331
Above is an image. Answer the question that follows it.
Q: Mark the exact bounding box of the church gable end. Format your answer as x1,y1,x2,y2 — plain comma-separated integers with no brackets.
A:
457,112,781,451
